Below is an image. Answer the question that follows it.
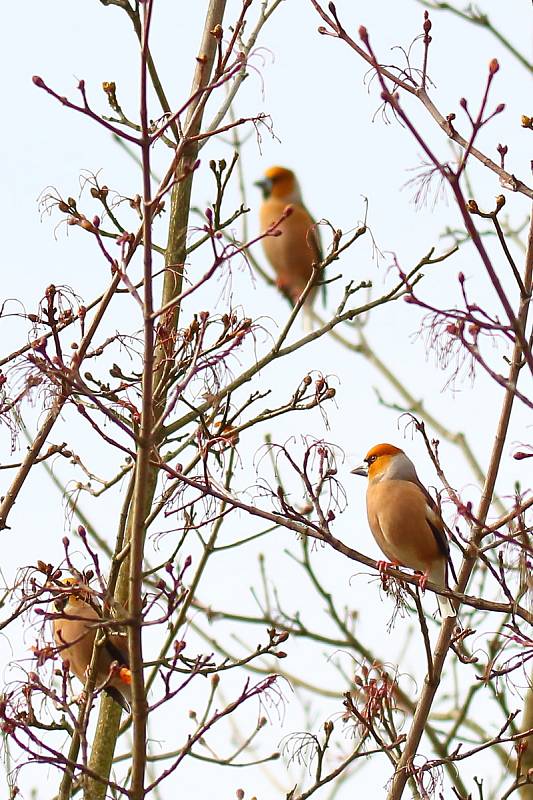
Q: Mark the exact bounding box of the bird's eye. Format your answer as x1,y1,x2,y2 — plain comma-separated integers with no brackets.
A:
366,455,377,465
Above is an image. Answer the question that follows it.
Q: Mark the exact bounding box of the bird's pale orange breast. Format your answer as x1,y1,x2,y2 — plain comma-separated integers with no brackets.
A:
366,479,443,573
259,198,319,298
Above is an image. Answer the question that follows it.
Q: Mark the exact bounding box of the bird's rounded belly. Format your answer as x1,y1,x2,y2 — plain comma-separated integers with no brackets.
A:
368,510,437,573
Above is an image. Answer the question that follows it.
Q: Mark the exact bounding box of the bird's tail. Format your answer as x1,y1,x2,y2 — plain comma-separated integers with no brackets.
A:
437,592,455,619
104,685,130,712
302,304,314,333
429,562,456,619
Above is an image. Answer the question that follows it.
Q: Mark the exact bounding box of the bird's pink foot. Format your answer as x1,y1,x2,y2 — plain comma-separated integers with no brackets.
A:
417,571,429,593
376,560,400,589
377,560,399,574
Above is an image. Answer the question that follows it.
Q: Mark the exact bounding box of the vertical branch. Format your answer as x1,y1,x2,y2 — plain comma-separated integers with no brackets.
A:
128,2,155,797
85,697,123,800
516,213,533,799
153,0,227,404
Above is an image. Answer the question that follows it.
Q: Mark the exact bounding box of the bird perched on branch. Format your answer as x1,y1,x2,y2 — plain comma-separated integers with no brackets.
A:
51,577,132,710
352,443,456,618
255,165,322,319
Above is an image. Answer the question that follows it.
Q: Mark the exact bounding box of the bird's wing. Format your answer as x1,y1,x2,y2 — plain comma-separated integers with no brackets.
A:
424,502,449,558
104,634,130,668
303,205,326,304
419,482,458,584
303,207,323,261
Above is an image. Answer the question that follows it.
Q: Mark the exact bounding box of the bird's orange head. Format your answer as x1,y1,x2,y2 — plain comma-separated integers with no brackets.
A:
52,576,91,611
255,166,299,201
352,443,415,483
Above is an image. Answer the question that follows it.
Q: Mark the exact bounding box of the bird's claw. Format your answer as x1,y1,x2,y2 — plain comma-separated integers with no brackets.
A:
417,571,429,593
376,560,400,589
376,560,399,574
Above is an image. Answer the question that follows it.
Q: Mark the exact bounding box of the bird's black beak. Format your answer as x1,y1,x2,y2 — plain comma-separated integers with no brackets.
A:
351,463,368,477
254,177,272,199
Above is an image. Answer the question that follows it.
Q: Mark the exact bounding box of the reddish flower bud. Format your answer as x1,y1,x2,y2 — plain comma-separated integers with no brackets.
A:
489,58,499,75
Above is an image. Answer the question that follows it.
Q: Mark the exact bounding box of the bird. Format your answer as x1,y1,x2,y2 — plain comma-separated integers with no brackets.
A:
255,165,322,317
351,443,456,618
51,577,132,710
